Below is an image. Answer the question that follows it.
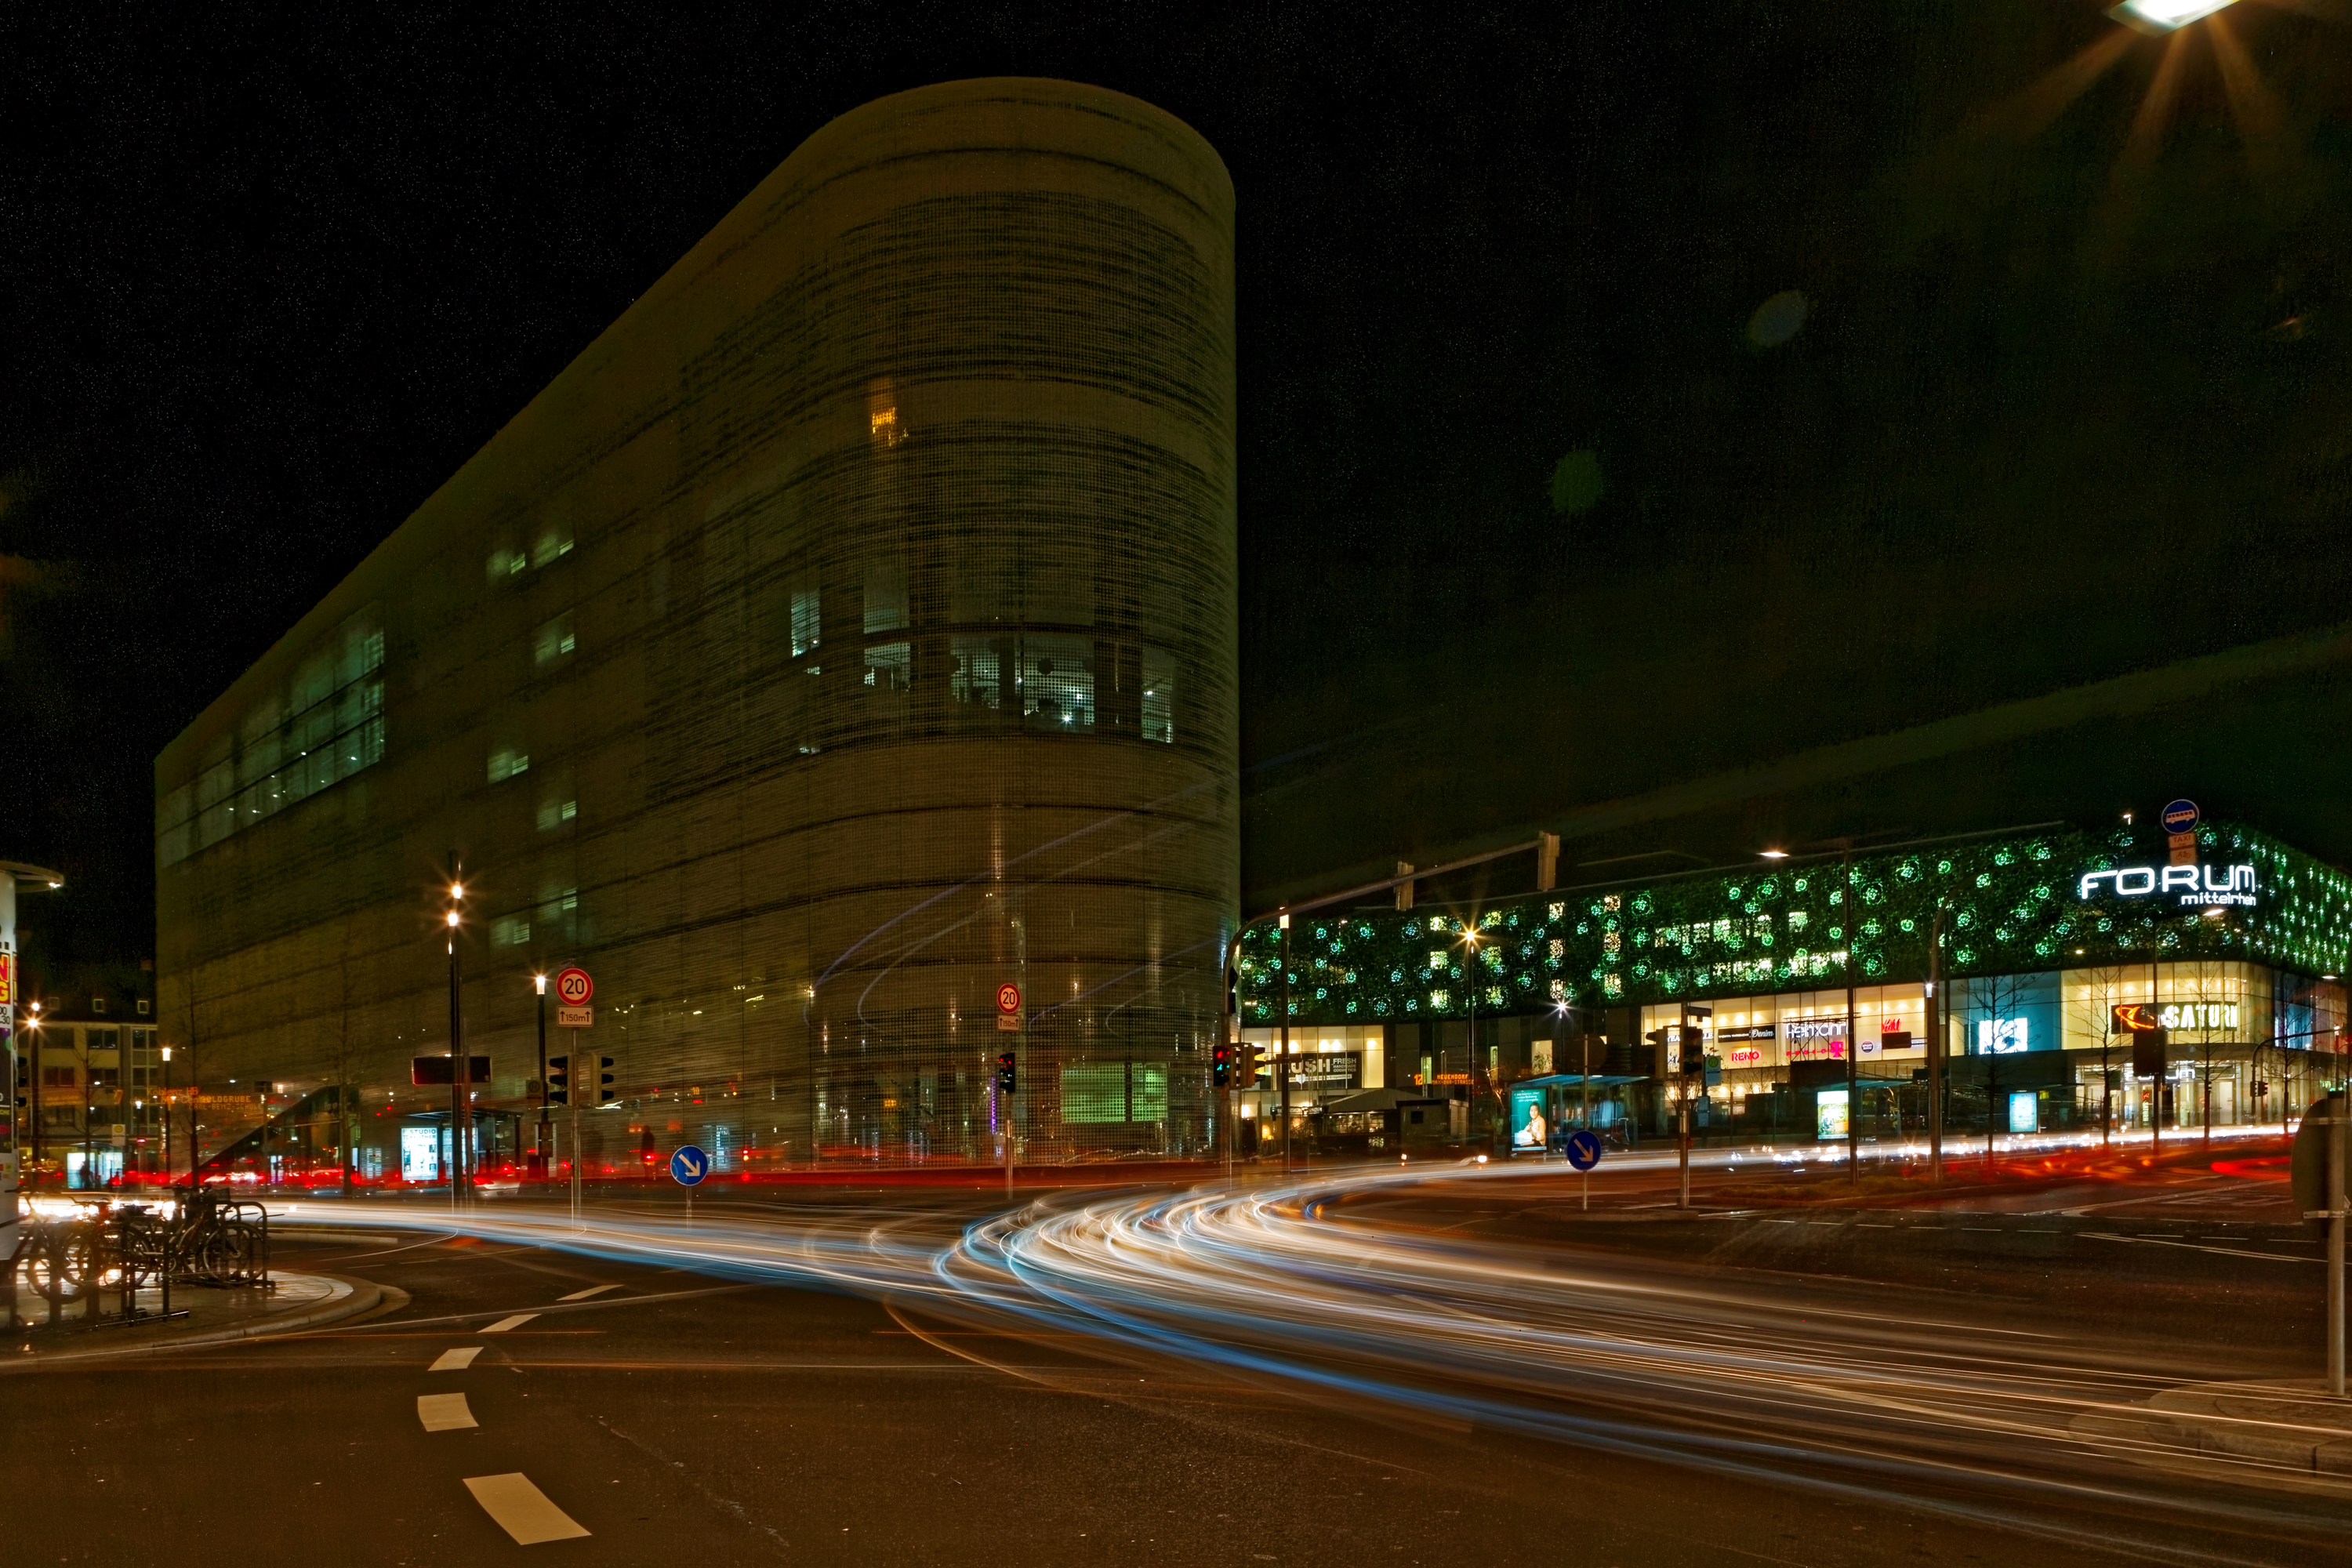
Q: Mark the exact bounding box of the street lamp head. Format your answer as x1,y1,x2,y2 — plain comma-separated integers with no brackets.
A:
445,909,460,928
161,1045,172,1062
534,973,547,994
2109,0,2235,33
450,880,465,901
1760,848,1789,860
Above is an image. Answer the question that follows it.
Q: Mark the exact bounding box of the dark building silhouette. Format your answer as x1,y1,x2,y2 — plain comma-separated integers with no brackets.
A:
154,79,1238,1179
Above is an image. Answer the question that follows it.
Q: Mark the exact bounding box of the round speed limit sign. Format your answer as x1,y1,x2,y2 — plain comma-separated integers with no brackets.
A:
996,982,1022,1015
554,966,594,1006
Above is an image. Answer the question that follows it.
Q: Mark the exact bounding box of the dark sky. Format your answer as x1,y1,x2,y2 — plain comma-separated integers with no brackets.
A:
4,2,2348,963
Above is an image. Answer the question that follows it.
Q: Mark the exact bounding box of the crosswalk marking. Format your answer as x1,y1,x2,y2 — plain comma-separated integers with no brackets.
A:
417,1392,477,1432
430,1346,484,1372
464,1473,591,1544
480,1313,539,1334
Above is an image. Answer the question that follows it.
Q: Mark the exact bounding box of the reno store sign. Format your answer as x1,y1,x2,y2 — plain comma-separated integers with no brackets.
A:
2078,862,2256,910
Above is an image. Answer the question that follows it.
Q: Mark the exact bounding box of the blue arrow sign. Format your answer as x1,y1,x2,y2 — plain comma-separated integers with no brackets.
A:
1564,1129,1603,1171
669,1145,710,1187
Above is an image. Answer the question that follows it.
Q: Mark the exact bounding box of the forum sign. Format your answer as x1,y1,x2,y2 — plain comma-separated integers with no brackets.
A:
2077,862,2256,910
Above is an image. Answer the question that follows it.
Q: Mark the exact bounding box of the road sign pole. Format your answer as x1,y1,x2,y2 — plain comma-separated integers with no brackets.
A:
2334,1094,2347,1398
570,1101,582,1231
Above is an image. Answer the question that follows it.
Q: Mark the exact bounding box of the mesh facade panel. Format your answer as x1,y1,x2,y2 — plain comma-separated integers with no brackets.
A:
154,79,1238,1175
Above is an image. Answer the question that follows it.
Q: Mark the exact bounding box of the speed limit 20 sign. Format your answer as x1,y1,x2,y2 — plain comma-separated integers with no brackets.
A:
554,967,593,1006
996,982,1022,1032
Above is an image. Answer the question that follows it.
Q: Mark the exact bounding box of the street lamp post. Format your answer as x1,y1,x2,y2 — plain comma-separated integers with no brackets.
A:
445,858,465,1211
534,971,549,1177
1278,911,1292,1174
24,1008,41,1191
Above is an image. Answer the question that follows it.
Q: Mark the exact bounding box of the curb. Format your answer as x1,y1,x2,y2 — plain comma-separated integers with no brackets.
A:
9,1272,387,1368
2071,1380,2352,1490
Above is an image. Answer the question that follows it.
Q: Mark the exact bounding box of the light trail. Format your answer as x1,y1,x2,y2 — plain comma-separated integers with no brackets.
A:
273,1168,2346,1563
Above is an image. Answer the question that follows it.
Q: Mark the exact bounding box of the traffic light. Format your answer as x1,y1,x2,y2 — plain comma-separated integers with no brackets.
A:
598,1057,618,1104
1678,1026,1706,1076
547,1054,570,1105
1225,963,1240,1026
1236,1043,1259,1088
996,1051,1018,1094
1212,1043,1232,1087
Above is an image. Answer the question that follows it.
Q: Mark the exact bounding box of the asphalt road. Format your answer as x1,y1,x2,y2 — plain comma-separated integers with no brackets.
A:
8,1159,2343,1567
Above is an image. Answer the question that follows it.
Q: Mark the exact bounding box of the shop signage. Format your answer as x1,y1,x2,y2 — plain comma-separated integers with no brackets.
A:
1715,1024,1774,1042
2115,1000,2241,1033
1285,1052,1361,1090
2077,862,2255,909
1726,1047,1766,1067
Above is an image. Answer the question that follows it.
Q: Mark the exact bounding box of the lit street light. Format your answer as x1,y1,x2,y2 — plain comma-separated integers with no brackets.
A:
2109,0,2236,33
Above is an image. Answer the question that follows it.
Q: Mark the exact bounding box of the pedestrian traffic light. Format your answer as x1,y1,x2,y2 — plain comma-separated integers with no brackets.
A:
598,1056,618,1103
547,1054,569,1105
996,1051,1017,1094
1212,1043,1232,1087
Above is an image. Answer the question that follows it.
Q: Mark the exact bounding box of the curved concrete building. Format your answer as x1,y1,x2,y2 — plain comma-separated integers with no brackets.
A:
152,80,1236,1181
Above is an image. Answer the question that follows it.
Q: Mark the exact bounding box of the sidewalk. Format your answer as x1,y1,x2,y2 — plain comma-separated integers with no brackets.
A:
2074,1379,2352,1486
9,1270,385,1366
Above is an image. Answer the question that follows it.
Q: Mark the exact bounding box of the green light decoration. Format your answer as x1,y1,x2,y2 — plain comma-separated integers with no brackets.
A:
1236,820,2352,1026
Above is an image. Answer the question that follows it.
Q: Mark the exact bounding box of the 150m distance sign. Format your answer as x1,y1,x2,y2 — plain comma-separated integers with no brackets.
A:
555,966,593,1029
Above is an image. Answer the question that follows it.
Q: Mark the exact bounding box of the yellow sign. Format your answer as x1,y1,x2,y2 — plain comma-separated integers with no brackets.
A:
0,952,11,1004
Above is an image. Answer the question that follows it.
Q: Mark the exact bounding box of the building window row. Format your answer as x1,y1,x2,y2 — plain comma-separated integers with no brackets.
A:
158,612,385,867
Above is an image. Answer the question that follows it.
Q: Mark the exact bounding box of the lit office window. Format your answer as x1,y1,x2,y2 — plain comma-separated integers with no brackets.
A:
157,610,385,866
533,612,576,666
489,748,531,782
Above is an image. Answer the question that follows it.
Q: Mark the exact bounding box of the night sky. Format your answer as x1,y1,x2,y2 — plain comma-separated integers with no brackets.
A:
4,2,2348,966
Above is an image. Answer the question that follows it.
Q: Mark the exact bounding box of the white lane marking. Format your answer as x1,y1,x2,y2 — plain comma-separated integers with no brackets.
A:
557,1283,622,1302
2080,1230,2318,1264
481,1313,540,1334
464,1473,591,1544
417,1392,477,1432
430,1347,485,1372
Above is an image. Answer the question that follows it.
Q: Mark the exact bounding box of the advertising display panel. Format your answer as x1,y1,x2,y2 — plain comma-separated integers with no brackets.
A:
1511,1087,1550,1149
1815,1088,1849,1140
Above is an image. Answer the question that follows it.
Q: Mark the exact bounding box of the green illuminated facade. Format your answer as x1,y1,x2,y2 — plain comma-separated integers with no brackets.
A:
1237,820,2351,1139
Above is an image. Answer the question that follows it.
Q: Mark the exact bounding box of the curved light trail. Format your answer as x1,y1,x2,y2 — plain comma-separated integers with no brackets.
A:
275,1166,2346,1563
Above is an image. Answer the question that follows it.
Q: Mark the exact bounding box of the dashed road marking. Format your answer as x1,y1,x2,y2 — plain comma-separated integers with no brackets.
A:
481,1313,540,1334
418,1392,477,1432
464,1473,590,1544
557,1283,622,1302
430,1347,484,1372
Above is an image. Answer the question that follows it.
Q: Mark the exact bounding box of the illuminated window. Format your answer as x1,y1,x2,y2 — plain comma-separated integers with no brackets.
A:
789,588,821,656
863,642,911,693
488,748,530,782
531,519,575,568
533,612,575,667
536,797,578,832
870,407,902,446
492,916,532,947
157,610,385,866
